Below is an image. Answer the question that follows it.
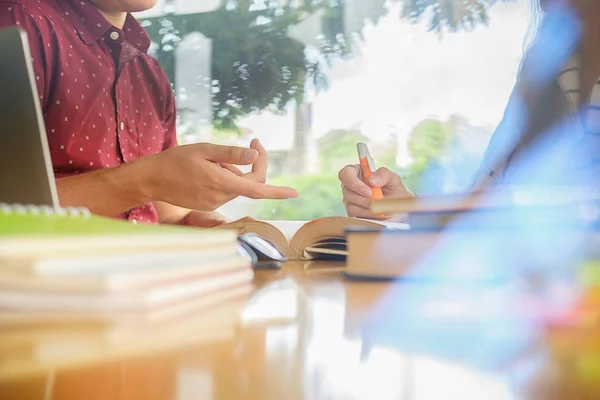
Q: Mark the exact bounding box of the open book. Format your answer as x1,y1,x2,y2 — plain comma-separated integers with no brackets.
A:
220,217,407,259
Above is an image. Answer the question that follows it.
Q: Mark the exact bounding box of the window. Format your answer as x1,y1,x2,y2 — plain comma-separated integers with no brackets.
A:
135,0,530,220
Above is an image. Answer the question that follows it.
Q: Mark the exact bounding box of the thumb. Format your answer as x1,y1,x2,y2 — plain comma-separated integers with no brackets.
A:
368,167,410,193
201,144,259,165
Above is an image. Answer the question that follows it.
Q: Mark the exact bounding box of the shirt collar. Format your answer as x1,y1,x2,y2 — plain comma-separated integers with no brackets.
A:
59,0,151,53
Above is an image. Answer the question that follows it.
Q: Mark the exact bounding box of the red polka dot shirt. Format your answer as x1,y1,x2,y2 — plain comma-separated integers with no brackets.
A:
0,0,178,224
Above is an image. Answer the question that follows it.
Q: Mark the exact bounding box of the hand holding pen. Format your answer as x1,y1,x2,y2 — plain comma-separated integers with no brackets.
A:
357,142,384,200
338,142,414,219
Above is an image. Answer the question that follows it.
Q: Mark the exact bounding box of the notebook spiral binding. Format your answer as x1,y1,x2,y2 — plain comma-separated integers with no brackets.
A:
0,203,91,217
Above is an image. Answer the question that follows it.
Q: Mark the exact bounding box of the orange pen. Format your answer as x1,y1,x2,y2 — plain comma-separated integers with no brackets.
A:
357,142,384,200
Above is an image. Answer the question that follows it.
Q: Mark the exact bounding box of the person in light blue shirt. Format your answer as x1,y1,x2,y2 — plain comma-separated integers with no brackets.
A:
339,0,600,218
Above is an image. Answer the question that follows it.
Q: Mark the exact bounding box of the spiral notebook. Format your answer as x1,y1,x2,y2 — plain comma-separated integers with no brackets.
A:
0,203,240,261
0,203,253,314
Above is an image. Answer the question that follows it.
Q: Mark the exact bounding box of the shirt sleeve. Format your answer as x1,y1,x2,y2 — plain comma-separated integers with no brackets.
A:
0,2,51,112
471,85,528,189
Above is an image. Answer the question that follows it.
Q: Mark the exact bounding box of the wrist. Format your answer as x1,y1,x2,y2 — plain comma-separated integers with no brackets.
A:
128,154,163,204
99,157,156,206
55,159,159,217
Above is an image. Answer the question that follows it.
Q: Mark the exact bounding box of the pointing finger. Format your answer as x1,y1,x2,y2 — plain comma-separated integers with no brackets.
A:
221,171,298,200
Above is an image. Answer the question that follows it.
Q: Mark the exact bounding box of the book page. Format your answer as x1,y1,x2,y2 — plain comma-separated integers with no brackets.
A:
219,218,291,255
264,221,306,241
365,220,409,230
288,217,401,259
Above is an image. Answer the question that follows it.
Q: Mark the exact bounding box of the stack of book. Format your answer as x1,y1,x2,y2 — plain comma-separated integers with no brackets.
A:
0,203,253,376
344,188,600,329
344,187,600,281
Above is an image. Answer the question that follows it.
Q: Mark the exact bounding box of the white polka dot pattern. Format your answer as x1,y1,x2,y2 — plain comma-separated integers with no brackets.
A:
0,0,173,224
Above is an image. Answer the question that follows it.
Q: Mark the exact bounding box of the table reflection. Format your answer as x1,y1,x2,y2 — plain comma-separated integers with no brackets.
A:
1,263,599,400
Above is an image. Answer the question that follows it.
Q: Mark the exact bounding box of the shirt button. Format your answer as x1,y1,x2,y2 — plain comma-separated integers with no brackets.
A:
109,31,120,41
120,121,125,130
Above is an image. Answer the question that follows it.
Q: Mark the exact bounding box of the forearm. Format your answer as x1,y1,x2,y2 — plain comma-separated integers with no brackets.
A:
56,158,155,217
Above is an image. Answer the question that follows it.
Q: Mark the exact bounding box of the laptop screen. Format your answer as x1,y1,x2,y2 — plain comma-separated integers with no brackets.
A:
0,27,59,207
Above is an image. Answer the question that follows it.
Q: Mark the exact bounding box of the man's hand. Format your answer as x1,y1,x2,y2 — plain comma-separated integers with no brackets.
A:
144,139,298,212
338,165,414,219
182,210,230,228
56,138,297,218
153,201,229,228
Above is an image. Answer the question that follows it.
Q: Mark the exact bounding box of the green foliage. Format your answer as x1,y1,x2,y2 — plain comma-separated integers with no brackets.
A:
141,0,347,129
211,126,242,141
255,114,486,219
374,135,400,170
257,174,346,220
318,129,368,173
138,1,506,219
317,129,401,174
406,118,454,189
140,0,514,129
399,0,515,33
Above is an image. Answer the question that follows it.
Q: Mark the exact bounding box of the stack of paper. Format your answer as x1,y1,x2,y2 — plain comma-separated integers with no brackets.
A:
0,206,254,375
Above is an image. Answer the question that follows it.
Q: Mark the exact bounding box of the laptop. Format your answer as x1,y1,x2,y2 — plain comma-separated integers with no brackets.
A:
0,26,59,207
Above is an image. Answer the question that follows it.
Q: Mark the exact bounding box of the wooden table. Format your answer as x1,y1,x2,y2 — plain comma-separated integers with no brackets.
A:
1,261,599,400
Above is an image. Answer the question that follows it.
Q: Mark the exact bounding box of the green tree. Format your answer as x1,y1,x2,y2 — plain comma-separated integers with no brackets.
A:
257,174,346,220
318,129,368,173
141,0,346,129
374,134,400,170
400,0,514,33
405,118,455,193
140,0,515,129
